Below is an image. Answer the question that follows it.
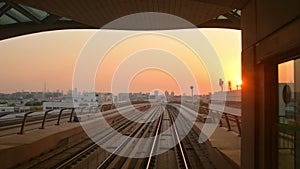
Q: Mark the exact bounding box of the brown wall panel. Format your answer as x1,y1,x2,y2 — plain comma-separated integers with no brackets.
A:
256,17,300,62
241,0,257,50
256,0,300,41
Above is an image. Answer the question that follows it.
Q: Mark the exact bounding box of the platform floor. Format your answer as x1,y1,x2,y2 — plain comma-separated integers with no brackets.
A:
195,122,241,167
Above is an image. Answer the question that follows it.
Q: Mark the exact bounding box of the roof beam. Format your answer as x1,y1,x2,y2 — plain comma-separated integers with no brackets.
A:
43,14,61,24
5,11,20,22
197,19,240,30
194,0,248,9
223,12,240,23
6,1,42,24
0,3,11,17
0,21,96,40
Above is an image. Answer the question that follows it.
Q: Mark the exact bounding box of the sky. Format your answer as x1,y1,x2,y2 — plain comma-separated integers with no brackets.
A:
0,28,241,95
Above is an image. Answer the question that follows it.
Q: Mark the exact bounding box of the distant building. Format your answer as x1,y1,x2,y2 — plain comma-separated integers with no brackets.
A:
43,91,100,110
148,95,156,102
0,107,14,113
14,106,30,112
0,104,8,107
171,91,175,97
154,90,159,99
129,92,149,102
118,93,130,102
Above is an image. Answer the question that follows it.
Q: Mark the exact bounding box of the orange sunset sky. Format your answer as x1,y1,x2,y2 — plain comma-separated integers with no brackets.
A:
0,28,241,95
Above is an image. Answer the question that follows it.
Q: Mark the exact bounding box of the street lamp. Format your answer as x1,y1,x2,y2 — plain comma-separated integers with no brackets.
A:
190,85,194,97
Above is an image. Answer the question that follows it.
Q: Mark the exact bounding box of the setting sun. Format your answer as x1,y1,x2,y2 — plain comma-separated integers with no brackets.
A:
237,79,243,86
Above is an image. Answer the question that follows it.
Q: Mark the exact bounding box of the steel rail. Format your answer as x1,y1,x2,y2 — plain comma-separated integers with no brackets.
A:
168,109,189,169
97,106,161,169
145,109,164,169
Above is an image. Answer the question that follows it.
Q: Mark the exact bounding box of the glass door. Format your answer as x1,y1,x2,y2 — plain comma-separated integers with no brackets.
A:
278,58,300,169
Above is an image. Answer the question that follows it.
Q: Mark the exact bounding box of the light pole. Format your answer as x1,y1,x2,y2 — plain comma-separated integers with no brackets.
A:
190,85,194,98
219,78,224,92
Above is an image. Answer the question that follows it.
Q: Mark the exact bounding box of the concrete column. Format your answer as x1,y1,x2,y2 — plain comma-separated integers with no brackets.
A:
295,59,300,169
241,47,256,169
256,63,278,169
241,0,257,167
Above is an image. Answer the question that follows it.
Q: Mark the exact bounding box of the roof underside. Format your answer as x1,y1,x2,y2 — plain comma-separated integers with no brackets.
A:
0,0,247,40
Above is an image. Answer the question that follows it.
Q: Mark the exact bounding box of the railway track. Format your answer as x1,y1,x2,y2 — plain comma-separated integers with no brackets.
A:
168,107,191,169
56,112,142,169
169,104,216,169
97,106,162,169
11,104,219,169
12,105,151,169
146,107,190,169
96,105,204,169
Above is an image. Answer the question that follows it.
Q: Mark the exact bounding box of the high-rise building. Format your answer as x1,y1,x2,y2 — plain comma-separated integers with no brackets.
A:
154,90,159,99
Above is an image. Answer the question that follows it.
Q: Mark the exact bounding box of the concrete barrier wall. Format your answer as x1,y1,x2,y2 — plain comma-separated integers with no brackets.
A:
0,125,86,169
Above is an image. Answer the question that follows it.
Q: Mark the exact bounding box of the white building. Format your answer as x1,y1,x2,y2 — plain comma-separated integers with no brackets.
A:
14,106,30,112
118,93,130,102
43,92,100,110
0,107,14,113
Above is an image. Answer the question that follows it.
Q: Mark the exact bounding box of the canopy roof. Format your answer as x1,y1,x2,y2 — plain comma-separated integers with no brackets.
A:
0,0,246,40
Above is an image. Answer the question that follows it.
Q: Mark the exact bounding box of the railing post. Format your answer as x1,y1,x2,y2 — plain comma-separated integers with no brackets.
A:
69,108,75,122
40,109,53,129
216,111,222,123
18,111,34,134
57,108,68,125
224,113,231,131
210,110,216,123
235,116,241,136
206,107,241,135
219,120,223,127
205,107,209,115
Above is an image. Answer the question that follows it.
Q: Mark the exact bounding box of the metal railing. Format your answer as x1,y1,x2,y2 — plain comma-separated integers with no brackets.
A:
17,108,76,135
40,109,55,129
183,103,242,136
16,103,148,135
18,111,35,134
69,108,75,122
56,108,70,125
278,123,299,153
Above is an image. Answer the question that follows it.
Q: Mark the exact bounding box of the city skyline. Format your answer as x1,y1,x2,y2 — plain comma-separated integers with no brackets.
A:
0,88,215,96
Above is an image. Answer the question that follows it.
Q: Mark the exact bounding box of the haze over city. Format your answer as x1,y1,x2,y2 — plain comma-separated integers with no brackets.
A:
0,28,242,95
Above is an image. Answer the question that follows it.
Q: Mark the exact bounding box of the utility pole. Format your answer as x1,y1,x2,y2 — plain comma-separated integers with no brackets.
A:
219,78,224,92
228,81,232,91
43,81,46,99
190,85,194,103
190,85,194,97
